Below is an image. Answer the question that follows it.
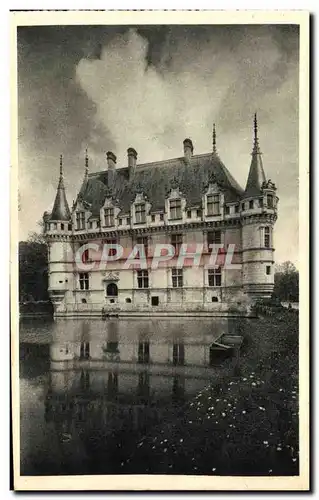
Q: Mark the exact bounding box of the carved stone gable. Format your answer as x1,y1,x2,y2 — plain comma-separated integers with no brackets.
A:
102,271,120,281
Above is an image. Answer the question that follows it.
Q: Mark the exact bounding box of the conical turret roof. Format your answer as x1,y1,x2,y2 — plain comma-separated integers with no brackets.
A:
50,155,71,221
244,113,266,197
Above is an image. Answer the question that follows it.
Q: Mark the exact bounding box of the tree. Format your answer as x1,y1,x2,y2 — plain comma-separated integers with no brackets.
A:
273,261,299,303
19,222,48,302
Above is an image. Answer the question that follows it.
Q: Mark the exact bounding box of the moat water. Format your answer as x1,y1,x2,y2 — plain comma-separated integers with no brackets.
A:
20,317,244,476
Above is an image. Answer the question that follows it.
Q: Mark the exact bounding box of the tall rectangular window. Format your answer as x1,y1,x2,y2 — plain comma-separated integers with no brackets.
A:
136,236,148,256
208,267,222,287
79,272,89,290
80,370,90,390
76,211,85,230
172,267,183,288
267,195,274,208
105,238,117,257
137,371,150,397
104,207,114,227
107,372,118,398
171,233,183,254
137,270,149,288
138,341,150,363
258,198,263,208
135,203,146,224
169,199,182,219
207,194,220,216
173,343,185,366
264,227,271,248
80,342,90,360
207,230,221,246
82,248,89,264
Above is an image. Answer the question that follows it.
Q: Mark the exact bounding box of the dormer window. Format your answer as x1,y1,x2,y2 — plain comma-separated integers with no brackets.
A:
76,211,85,230
135,203,146,224
258,198,263,208
104,207,114,227
267,195,273,208
207,194,220,216
169,199,182,220
249,200,254,209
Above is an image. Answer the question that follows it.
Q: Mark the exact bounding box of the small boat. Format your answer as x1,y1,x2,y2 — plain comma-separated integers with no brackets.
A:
220,335,243,347
210,341,233,351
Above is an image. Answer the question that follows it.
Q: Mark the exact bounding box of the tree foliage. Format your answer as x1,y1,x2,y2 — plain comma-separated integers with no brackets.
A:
273,261,299,303
19,239,49,302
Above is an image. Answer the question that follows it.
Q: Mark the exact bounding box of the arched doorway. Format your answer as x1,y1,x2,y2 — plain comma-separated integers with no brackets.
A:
106,282,118,297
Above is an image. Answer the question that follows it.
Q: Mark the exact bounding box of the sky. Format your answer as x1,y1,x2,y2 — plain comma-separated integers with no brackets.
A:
18,24,299,265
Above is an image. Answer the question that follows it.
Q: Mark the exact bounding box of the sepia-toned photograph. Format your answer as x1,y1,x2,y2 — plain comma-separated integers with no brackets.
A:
12,10,309,491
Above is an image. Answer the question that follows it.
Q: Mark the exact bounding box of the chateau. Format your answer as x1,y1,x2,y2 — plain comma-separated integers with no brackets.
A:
43,115,278,317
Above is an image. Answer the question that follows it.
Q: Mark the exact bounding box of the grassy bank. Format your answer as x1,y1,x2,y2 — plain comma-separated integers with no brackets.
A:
121,310,299,476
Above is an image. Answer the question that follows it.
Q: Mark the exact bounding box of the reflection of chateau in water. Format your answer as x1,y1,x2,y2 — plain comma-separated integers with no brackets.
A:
45,318,239,440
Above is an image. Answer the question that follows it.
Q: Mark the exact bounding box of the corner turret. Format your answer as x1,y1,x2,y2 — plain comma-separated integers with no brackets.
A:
241,114,279,299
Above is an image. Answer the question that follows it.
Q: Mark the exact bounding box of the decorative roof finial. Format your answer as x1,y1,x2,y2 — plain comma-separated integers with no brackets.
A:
59,154,63,177
253,112,259,151
85,148,89,175
212,123,217,154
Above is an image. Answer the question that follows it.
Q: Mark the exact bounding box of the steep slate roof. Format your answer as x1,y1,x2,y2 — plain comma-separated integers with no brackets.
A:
50,156,71,221
79,152,244,218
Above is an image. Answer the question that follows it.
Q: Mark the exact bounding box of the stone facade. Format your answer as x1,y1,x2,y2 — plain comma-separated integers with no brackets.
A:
43,117,278,317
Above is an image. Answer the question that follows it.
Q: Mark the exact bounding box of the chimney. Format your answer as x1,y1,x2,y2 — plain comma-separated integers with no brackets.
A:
183,138,194,161
127,147,137,175
106,151,117,170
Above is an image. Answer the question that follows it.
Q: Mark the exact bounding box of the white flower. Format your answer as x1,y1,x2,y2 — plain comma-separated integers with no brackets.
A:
242,410,246,414
259,406,265,411
277,447,282,451
243,378,247,381
252,382,256,386
164,448,167,452
263,441,268,445
180,438,183,443
222,412,226,417
212,468,216,472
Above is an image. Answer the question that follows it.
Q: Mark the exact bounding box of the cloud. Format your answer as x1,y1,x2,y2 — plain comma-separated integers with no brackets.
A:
19,26,299,265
